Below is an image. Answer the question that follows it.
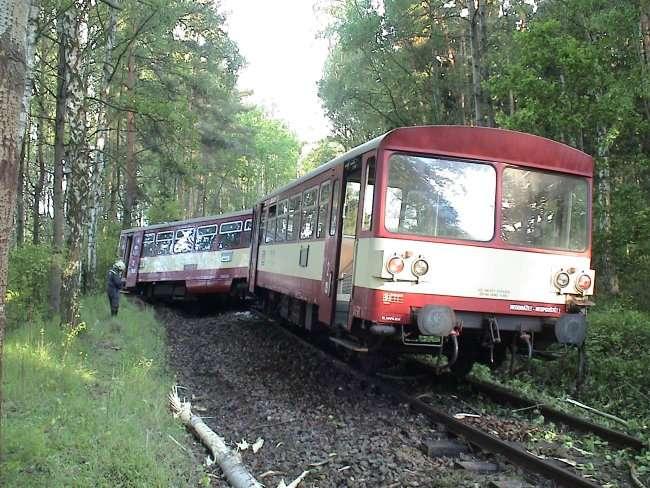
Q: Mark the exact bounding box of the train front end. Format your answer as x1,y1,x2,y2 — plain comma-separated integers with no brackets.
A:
353,127,595,375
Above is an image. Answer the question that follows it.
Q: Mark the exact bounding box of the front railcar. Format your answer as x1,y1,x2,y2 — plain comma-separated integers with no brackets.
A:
351,126,595,374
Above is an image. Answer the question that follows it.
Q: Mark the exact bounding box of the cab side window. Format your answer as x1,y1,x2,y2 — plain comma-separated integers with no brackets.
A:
362,157,376,231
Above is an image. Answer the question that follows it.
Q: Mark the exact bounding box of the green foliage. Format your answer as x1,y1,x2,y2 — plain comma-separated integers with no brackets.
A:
6,245,52,327
1,295,202,486
145,195,184,225
475,300,650,482
300,138,346,174
94,221,123,293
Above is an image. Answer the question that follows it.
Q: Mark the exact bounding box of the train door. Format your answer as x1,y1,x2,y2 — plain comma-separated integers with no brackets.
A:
125,230,144,288
318,165,343,325
333,159,363,328
248,202,264,293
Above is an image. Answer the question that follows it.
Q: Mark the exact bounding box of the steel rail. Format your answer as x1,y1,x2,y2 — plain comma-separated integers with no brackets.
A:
258,315,602,488
465,377,646,451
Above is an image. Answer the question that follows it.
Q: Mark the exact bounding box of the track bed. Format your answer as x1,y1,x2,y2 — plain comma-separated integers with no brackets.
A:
161,305,539,487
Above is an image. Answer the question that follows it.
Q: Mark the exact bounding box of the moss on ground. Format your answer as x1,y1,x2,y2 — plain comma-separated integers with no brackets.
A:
1,295,205,487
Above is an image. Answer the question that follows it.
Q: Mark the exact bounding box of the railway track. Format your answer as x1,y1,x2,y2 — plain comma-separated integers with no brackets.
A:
464,376,646,452
395,358,646,452
253,311,609,488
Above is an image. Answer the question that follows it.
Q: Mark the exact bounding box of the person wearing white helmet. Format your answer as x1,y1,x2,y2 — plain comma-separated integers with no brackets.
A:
107,260,126,316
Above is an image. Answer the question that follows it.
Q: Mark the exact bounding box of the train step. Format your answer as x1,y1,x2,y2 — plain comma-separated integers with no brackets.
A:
329,337,369,352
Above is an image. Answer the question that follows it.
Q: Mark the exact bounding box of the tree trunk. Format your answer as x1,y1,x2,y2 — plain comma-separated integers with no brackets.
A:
16,130,26,246
468,0,493,127
123,41,137,228
85,0,119,291
49,15,68,314
33,88,46,245
0,0,35,443
596,128,620,296
60,0,90,327
641,0,650,122
642,0,650,67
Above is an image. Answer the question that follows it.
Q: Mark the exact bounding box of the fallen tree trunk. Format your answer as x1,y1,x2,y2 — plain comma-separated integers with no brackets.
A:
168,386,262,488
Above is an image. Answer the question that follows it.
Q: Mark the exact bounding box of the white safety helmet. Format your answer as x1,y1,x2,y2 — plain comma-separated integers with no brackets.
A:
114,260,126,271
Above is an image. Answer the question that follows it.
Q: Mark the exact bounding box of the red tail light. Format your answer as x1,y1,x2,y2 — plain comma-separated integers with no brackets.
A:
576,274,592,291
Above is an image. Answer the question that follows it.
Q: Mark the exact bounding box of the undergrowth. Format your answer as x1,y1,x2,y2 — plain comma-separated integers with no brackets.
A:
1,295,205,487
472,301,650,482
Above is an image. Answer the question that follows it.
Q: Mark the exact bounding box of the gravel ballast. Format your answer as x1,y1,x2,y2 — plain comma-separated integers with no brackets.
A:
161,306,534,487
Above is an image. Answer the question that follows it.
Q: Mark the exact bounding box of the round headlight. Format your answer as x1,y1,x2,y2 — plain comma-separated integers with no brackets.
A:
555,272,570,288
412,259,429,277
387,256,405,275
576,274,592,292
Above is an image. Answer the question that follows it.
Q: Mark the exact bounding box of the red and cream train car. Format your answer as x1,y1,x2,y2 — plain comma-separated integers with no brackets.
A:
249,126,595,374
119,210,252,300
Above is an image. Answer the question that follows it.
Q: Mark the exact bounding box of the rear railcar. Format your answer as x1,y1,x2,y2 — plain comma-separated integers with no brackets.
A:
249,126,595,375
119,210,252,301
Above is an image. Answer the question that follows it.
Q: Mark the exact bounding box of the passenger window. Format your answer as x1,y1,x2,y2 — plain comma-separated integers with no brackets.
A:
300,186,318,240
330,180,340,236
362,157,376,231
317,181,331,238
244,219,252,231
219,220,243,249
143,233,155,257
266,204,277,243
195,225,217,251
286,194,301,241
156,231,174,255
174,228,195,253
276,199,288,242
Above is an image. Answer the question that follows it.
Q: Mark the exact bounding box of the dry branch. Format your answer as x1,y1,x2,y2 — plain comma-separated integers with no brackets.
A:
565,398,629,427
168,386,262,488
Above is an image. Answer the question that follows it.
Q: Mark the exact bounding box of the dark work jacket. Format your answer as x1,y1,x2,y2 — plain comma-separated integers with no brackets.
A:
107,269,123,298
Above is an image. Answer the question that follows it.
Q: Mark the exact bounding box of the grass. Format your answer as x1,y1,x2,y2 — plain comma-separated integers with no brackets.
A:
472,301,650,481
1,295,205,487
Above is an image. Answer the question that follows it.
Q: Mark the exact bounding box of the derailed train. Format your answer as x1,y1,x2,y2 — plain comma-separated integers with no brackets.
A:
120,126,595,375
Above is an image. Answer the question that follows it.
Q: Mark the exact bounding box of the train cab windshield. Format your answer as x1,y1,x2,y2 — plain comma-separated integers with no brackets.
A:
384,152,589,252
501,167,588,251
385,153,496,241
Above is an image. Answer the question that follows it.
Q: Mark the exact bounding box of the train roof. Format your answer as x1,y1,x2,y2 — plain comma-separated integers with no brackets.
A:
261,125,594,201
120,209,252,235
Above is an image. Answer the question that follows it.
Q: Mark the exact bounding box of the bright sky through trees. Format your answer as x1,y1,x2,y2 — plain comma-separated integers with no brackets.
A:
220,0,332,143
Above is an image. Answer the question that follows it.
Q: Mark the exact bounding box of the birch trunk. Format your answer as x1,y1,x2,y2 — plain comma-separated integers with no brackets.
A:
0,0,35,441
60,0,89,327
168,387,262,488
85,0,118,290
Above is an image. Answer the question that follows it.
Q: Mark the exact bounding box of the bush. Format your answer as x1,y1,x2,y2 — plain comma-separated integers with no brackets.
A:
6,244,52,327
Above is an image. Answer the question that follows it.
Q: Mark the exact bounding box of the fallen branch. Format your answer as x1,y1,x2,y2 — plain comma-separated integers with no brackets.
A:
630,462,647,488
565,398,629,427
278,471,310,488
168,386,262,488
